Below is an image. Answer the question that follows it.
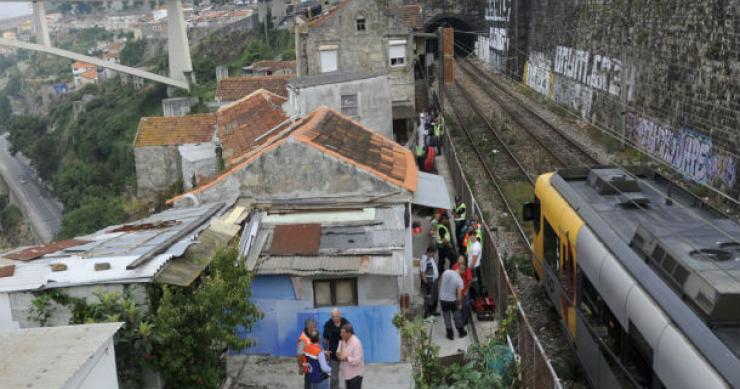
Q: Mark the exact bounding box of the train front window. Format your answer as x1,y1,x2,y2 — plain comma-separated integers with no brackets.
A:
543,219,560,270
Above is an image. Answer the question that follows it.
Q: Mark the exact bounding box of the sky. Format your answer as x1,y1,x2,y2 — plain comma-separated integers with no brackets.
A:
0,2,33,20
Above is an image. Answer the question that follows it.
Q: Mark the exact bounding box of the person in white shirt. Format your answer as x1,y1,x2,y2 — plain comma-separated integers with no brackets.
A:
467,234,482,297
420,246,439,317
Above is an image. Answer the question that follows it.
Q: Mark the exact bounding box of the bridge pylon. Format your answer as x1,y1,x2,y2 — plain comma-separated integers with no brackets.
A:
166,0,194,85
32,0,51,47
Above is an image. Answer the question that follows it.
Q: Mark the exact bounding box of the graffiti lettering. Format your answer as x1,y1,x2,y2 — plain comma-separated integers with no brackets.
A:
490,27,509,52
626,113,737,189
525,52,551,96
554,46,624,97
485,0,511,22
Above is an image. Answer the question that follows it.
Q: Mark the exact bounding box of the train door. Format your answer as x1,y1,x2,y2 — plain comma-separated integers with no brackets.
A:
560,233,576,336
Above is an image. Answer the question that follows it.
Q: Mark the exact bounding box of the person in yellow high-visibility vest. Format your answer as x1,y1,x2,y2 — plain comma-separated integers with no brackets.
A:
433,118,444,154
434,214,454,270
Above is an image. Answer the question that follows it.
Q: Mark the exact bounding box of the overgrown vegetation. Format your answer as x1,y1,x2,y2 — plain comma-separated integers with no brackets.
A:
0,194,23,245
28,246,261,389
393,305,520,389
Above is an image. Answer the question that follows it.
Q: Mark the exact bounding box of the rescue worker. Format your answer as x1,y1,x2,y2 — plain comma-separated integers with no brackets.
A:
415,143,425,168
298,319,319,389
304,330,332,389
434,214,454,270
433,116,444,154
452,196,467,248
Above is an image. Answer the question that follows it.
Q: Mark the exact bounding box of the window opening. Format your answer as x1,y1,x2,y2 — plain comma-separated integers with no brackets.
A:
313,278,358,307
340,94,358,117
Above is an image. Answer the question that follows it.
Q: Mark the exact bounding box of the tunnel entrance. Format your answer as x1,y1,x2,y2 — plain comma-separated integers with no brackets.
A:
425,17,475,57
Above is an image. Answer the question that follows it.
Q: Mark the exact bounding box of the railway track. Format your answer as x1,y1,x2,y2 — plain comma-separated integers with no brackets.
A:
443,83,532,251
456,58,600,168
443,60,592,388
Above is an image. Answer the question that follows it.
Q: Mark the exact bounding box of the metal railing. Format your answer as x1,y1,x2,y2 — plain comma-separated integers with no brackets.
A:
431,92,563,388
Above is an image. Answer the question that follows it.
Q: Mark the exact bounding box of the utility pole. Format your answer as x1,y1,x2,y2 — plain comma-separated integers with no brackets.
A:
437,26,444,112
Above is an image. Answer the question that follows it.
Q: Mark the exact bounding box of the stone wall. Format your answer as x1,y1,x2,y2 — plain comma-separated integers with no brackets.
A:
135,146,181,198
296,0,415,112
181,140,412,207
479,0,739,195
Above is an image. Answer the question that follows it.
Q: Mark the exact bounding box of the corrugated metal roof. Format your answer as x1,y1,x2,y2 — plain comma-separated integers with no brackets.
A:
0,204,221,293
270,224,321,255
5,239,91,261
0,323,122,389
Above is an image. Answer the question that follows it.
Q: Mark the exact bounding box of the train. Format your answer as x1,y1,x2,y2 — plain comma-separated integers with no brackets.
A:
522,166,740,389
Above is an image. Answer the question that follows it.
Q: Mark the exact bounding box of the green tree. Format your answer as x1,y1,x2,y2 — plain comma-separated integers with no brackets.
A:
57,195,127,238
151,246,262,388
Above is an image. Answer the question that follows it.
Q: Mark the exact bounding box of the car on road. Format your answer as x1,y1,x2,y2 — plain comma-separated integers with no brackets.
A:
19,178,27,184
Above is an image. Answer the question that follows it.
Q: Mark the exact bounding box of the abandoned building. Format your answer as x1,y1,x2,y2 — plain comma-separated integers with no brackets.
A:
286,71,393,138
165,106,451,361
294,0,417,142
134,89,288,197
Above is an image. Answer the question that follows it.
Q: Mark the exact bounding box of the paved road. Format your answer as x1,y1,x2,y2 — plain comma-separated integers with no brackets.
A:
0,133,63,243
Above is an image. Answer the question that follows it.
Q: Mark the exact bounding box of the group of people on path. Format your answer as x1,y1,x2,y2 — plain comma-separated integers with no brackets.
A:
421,196,484,340
297,309,365,389
414,111,445,173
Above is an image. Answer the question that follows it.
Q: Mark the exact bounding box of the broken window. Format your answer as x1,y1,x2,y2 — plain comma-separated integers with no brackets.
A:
313,278,358,307
319,49,338,73
389,40,406,67
356,16,365,32
340,94,358,117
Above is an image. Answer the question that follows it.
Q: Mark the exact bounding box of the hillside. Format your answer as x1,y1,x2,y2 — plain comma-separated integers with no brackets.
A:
0,25,294,240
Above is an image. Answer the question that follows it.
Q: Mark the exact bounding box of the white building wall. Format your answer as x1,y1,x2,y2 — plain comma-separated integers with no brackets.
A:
289,76,393,139
0,293,20,330
64,337,120,389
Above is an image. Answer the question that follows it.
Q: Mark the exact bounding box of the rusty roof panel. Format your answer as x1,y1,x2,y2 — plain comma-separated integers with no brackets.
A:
6,240,92,261
269,224,321,255
0,265,15,278
111,220,180,232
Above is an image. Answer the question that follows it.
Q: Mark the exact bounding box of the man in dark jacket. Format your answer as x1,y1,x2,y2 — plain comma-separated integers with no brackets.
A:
323,308,350,389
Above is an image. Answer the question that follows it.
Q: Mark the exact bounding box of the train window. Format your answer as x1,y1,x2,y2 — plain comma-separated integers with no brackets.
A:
625,322,654,387
543,219,560,270
578,268,600,320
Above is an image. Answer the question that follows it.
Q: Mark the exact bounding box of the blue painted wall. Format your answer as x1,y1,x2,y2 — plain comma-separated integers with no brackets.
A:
235,276,402,363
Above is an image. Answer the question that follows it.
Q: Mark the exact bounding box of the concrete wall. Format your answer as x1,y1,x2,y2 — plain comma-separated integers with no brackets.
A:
288,76,393,138
135,146,181,198
179,143,219,191
8,284,149,328
66,337,120,389
239,275,402,363
296,0,415,112
186,140,412,206
479,0,739,196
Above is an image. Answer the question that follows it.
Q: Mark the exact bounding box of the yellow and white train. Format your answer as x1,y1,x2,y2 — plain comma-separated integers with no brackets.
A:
523,167,740,389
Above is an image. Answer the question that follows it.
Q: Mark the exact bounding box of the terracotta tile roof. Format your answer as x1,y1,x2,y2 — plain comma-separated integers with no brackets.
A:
167,106,417,205
72,61,95,70
307,0,351,28
216,89,289,160
215,75,294,101
399,4,422,30
134,113,216,147
294,108,417,192
80,70,97,80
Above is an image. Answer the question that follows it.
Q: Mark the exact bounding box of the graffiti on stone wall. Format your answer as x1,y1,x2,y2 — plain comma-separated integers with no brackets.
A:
627,113,737,189
490,27,509,52
525,52,551,96
485,0,511,22
553,46,627,98
553,77,593,119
